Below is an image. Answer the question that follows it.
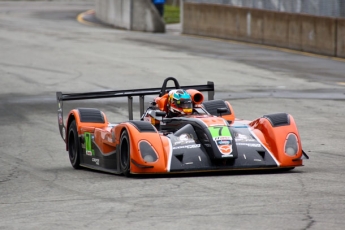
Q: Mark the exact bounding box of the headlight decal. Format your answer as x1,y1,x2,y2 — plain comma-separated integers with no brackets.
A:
139,141,158,163
284,133,299,156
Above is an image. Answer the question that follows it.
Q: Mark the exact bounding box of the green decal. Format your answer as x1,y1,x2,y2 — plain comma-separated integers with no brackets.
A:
208,126,231,138
84,132,95,156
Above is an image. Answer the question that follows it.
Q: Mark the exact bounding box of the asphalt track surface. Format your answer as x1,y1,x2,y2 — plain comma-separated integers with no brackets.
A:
1,1,345,230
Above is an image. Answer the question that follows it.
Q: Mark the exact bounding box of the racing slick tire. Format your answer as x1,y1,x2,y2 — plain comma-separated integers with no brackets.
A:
280,167,295,172
120,130,131,177
68,120,81,169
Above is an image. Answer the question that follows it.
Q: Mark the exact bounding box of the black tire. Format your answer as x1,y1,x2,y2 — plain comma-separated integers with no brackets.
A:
119,130,131,177
281,167,295,172
68,120,81,169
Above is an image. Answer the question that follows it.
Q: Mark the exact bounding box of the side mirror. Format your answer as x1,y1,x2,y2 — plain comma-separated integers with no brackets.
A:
217,107,228,116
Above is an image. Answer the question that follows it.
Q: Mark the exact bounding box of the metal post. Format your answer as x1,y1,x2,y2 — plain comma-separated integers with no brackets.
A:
339,0,345,17
180,0,184,32
128,96,133,120
139,95,145,117
207,81,214,101
129,0,133,31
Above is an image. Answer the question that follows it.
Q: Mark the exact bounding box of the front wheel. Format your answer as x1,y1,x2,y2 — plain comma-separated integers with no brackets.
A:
68,120,81,169
119,130,131,177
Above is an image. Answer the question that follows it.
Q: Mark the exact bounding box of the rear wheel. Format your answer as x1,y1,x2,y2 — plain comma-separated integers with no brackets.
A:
119,130,131,177
68,120,81,169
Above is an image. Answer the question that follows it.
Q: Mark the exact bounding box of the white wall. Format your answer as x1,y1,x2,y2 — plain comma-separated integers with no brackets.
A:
95,0,165,32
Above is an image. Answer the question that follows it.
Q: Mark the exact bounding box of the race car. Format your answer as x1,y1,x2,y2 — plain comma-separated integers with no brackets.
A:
56,77,308,176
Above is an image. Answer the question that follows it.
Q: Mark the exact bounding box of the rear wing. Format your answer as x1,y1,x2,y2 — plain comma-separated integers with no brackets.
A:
57,77,214,121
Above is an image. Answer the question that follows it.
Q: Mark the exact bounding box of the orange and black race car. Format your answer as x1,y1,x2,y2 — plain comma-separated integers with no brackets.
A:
56,77,309,176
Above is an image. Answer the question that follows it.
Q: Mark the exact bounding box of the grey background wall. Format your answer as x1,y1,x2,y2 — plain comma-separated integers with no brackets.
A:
94,0,165,32
182,2,345,58
94,0,345,58
185,0,345,18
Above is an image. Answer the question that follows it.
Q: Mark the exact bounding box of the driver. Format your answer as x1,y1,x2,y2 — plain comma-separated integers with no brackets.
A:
166,89,193,117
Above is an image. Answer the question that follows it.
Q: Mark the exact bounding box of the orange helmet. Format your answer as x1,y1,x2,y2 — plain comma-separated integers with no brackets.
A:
167,89,193,115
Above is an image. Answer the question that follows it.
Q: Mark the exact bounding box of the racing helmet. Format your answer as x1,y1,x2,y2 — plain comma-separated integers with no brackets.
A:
167,89,193,115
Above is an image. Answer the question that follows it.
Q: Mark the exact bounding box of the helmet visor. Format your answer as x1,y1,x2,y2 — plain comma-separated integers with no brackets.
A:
176,100,192,109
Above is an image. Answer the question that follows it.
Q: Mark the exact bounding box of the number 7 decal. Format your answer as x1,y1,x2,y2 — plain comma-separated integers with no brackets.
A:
208,126,232,138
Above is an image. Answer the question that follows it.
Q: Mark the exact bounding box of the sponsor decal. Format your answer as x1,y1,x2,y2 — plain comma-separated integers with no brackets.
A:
219,145,232,154
173,144,200,150
216,140,231,145
84,132,95,156
144,117,151,122
92,158,100,165
174,140,195,146
208,126,233,155
179,133,193,141
236,143,261,148
173,133,196,146
58,113,63,125
217,143,232,155
235,133,256,142
221,153,234,158
214,136,232,141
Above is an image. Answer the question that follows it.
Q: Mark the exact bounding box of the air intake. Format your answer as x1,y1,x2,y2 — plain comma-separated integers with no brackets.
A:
78,108,104,123
263,113,290,127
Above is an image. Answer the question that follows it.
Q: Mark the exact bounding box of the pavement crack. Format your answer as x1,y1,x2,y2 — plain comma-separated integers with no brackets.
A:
298,177,316,230
304,204,316,229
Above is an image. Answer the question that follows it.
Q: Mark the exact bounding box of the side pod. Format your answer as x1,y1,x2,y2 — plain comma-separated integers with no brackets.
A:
65,108,109,151
249,113,305,167
117,121,169,174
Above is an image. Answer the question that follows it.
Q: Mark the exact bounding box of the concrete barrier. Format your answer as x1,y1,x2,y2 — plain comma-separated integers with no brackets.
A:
95,0,165,32
288,14,302,50
247,10,264,44
95,0,131,30
263,11,290,48
131,0,166,32
337,18,345,58
183,4,262,43
300,15,336,56
182,2,341,57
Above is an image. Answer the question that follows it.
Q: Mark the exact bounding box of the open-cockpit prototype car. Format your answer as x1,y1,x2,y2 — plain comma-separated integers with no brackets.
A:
56,77,308,176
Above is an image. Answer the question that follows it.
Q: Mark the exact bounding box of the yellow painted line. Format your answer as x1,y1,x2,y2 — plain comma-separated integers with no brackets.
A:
185,34,345,63
76,10,102,27
337,82,345,86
